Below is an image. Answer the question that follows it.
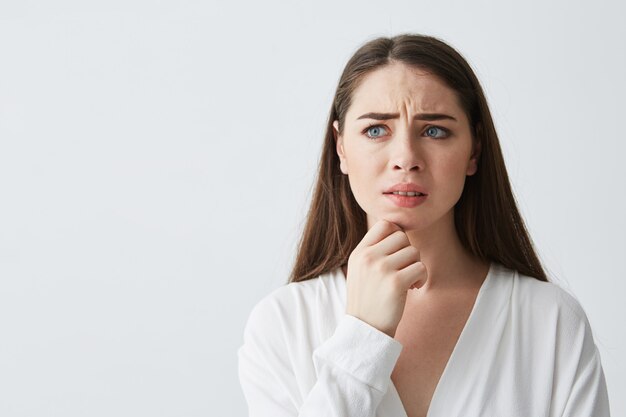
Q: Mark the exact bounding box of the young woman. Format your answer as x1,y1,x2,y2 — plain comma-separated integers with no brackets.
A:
237,34,610,417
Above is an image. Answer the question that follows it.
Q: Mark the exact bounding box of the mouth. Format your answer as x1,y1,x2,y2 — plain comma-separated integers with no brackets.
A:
384,192,428,208
383,182,428,195
383,191,427,197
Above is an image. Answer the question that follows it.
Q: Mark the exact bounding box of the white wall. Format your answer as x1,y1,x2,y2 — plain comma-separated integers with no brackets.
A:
0,0,623,416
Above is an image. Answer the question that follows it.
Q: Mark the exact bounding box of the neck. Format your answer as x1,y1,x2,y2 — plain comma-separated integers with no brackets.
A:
405,224,488,294
343,210,490,295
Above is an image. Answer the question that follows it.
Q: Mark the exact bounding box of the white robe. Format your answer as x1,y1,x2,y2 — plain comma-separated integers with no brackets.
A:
237,262,610,416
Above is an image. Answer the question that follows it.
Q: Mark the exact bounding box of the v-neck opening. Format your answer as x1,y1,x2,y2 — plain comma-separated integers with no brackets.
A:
386,261,496,417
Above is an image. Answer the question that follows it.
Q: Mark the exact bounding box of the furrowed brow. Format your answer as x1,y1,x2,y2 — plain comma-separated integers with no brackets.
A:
356,112,457,122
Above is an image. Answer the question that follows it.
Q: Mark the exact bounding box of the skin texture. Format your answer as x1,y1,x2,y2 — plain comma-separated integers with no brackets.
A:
333,62,489,300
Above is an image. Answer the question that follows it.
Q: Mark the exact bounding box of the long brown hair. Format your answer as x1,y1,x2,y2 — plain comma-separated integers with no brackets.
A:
287,34,549,284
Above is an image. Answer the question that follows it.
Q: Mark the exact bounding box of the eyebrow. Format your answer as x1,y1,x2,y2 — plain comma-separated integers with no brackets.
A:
356,112,458,122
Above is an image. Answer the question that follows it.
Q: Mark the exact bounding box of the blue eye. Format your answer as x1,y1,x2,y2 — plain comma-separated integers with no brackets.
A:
363,124,389,140
425,126,449,139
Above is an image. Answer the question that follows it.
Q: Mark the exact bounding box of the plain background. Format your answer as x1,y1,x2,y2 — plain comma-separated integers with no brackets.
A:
0,0,623,416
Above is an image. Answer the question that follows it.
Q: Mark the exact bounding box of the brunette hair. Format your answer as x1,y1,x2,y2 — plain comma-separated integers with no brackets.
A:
287,33,549,284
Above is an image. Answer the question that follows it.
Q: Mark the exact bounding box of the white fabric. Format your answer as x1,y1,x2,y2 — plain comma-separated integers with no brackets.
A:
237,262,610,416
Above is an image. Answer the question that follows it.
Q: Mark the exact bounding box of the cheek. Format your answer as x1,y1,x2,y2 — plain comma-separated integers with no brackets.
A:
347,159,374,195
344,143,373,176
435,156,471,199
344,149,381,205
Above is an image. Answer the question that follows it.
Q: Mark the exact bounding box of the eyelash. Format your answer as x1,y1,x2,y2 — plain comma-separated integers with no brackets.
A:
361,124,450,140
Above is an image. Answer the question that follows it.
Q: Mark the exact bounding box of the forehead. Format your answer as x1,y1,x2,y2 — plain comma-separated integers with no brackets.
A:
347,62,464,119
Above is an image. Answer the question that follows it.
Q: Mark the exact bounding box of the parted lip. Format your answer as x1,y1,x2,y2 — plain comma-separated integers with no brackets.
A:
383,182,428,195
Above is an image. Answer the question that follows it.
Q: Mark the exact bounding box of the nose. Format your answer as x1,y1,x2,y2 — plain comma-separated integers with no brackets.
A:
390,127,422,172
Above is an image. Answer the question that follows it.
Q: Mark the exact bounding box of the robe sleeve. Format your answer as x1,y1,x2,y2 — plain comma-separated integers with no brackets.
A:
237,296,403,417
560,346,610,417
556,291,611,417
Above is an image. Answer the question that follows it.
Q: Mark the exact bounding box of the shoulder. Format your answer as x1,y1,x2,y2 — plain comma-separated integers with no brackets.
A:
514,271,589,321
238,268,344,376
245,270,336,319
512,271,609,414
242,268,343,341
512,270,596,347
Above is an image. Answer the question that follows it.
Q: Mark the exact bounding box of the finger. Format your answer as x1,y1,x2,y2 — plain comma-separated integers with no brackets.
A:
356,219,403,250
383,244,420,271
371,230,412,257
397,261,428,290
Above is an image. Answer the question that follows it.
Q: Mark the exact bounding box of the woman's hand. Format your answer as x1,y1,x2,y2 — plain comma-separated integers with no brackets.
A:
345,219,428,338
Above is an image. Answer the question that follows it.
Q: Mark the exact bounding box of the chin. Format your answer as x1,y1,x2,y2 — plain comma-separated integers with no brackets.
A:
395,219,428,232
368,210,429,232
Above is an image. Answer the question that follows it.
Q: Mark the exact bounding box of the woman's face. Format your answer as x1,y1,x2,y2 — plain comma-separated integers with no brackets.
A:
333,62,480,232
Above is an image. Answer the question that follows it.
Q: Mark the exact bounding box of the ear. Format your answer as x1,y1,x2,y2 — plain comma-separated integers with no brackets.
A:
466,126,482,176
333,120,348,175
